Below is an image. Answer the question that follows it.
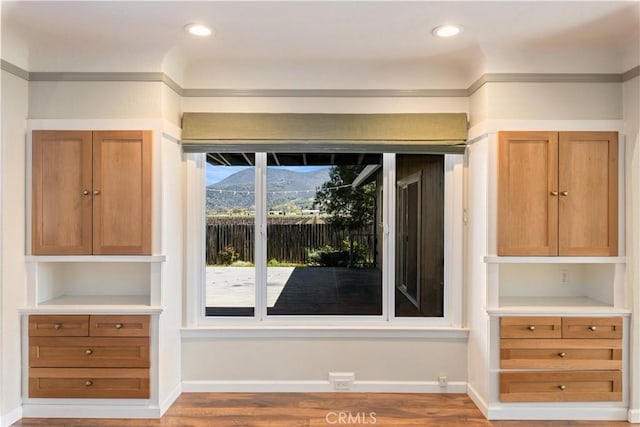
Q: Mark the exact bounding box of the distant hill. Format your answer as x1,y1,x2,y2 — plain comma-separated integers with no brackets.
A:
207,167,331,213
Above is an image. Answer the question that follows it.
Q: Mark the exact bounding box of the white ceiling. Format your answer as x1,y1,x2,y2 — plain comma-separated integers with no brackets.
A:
2,1,639,88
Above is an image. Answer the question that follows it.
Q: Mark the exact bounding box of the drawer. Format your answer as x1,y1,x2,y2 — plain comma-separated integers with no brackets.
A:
562,317,622,339
30,337,150,368
500,317,561,339
29,315,89,337
89,315,150,337
500,339,622,369
500,370,622,402
29,368,149,398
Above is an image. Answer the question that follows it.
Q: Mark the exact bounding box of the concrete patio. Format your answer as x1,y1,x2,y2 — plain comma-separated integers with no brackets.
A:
206,266,382,316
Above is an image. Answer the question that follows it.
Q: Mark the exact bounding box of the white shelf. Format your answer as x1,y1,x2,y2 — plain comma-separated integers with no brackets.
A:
484,256,626,264
19,295,162,314
26,255,166,263
487,297,631,316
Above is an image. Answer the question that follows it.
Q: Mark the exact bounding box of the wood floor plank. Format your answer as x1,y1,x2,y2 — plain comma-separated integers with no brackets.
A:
11,393,632,426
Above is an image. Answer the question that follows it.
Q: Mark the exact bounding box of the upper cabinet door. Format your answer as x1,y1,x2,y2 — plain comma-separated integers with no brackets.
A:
92,131,152,255
32,131,93,255
558,132,618,256
498,131,559,256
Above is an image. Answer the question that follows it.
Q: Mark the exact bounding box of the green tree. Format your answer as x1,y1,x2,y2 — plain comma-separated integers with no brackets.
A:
314,165,376,231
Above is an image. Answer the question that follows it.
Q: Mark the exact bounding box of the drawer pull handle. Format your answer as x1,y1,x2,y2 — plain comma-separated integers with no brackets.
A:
85,380,93,387
560,191,569,197
558,352,566,358
115,323,124,329
589,325,597,331
550,191,559,196
558,384,566,391
53,323,62,330
527,325,536,331
85,349,93,356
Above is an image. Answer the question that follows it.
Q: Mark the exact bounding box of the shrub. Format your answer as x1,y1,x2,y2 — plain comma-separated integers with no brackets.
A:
218,245,239,265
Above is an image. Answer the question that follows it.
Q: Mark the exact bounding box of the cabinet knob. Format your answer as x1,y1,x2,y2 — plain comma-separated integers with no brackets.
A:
85,349,93,356
85,380,93,387
550,191,559,196
115,323,123,329
589,325,597,332
558,384,566,391
53,323,62,330
560,191,569,196
558,352,566,358
93,190,101,195
527,325,536,331
83,190,90,195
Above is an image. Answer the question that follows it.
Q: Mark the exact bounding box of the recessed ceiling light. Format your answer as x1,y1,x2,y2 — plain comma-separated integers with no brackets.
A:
185,23,212,37
432,24,463,38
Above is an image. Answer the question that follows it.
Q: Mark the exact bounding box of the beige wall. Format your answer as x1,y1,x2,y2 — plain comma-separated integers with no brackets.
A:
182,338,467,384
1,70,28,417
28,81,163,119
486,82,622,120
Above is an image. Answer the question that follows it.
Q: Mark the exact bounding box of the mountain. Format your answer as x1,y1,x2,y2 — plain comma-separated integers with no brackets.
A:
207,168,331,213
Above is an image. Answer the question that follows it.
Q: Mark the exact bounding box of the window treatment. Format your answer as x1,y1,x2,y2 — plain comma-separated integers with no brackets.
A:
181,112,468,153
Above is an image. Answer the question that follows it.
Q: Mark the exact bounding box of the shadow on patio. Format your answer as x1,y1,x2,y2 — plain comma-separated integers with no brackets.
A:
205,266,382,316
267,267,382,316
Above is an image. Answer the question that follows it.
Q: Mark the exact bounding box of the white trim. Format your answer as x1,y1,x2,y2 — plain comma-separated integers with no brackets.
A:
184,153,206,327
255,153,267,320
383,153,396,321
25,255,166,262
159,383,182,417
484,255,626,264
466,382,489,418
0,406,23,427
628,409,640,423
181,326,469,339
445,155,465,327
486,405,628,421
182,380,467,393
21,404,162,419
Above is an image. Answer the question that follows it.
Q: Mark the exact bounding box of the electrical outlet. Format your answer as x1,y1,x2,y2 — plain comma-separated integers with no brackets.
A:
560,269,569,285
329,372,355,391
438,375,448,387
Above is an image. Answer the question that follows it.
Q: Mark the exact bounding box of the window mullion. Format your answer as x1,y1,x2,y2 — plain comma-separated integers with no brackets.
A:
383,153,396,322
255,153,268,320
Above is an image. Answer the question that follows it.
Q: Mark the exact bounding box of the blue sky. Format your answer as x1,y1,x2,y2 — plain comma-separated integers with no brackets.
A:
206,164,329,185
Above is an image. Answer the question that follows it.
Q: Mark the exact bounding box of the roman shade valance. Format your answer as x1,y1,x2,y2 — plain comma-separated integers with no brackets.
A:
181,112,468,153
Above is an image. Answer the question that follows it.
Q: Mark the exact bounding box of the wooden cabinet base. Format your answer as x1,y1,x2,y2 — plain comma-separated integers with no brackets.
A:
500,370,622,402
29,368,149,398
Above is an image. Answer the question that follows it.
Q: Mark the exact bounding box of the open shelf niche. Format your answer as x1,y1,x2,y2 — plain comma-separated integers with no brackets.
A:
25,256,165,312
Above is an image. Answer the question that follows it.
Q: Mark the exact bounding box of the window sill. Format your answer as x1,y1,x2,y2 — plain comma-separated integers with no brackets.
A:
181,325,469,339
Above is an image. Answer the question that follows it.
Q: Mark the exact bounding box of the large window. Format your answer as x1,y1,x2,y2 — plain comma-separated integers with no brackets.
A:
197,151,462,324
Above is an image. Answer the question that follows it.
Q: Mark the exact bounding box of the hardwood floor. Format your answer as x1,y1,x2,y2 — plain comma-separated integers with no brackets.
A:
12,393,632,426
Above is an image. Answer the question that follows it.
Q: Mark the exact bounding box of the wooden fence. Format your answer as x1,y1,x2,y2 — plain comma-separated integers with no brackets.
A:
206,223,375,265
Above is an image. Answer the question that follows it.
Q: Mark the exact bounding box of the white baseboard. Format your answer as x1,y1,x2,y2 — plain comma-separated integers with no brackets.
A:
160,382,182,416
465,383,489,418
1,405,23,427
487,405,628,421
628,408,640,423
182,379,467,393
22,404,162,419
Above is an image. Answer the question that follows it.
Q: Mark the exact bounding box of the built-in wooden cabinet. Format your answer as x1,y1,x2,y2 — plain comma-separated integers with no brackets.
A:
499,316,623,403
28,315,150,399
32,130,152,255
498,131,618,256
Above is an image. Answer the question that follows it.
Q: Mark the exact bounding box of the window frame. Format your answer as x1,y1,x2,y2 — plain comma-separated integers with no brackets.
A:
185,150,464,329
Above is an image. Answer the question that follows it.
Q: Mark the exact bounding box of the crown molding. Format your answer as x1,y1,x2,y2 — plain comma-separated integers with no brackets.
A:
2,59,638,98
623,65,640,82
1,59,29,80
181,88,468,98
